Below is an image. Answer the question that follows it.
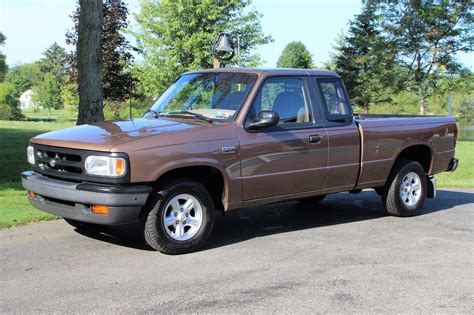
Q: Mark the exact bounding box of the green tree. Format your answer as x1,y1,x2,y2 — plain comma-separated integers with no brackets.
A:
457,95,474,123
132,0,272,96
0,32,7,82
331,3,396,113
39,42,68,85
66,0,134,101
0,82,22,120
429,71,474,119
276,41,313,69
61,80,79,114
5,63,43,98
375,0,474,114
32,72,63,118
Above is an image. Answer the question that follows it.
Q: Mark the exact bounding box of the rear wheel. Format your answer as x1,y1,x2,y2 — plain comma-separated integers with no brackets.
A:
382,160,427,217
142,179,215,254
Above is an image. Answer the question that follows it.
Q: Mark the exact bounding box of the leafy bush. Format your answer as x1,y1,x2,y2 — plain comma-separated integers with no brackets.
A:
456,95,474,124
0,82,23,120
0,104,12,120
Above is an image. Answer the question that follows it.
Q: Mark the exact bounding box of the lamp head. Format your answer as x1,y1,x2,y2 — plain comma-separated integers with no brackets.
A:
212,32,235,63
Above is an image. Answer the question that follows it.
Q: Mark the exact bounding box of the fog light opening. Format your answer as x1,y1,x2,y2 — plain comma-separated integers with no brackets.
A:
28,191,36,199
91,205,109,215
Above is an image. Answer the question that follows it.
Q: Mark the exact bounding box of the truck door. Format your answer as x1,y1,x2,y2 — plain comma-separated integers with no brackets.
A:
314,77,360,191
237,77,328,201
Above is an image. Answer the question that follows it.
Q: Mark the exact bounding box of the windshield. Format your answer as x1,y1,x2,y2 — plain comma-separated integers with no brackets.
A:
146,72,257,121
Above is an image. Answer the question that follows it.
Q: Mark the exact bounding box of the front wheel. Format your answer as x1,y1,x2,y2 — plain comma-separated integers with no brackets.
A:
382,160,427,217
142,179,215,254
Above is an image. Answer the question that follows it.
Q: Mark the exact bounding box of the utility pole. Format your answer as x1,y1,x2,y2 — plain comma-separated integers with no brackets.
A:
448,94,452,117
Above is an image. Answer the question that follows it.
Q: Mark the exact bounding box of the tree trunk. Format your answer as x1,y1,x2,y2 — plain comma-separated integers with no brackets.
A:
418,85,427,115
76,0,104,125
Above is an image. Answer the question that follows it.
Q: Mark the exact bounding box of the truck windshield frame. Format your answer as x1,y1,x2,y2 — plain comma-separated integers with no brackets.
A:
147,72,258,122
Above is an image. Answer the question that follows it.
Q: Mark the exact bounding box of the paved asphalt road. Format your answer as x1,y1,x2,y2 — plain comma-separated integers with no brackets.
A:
1,189,473,313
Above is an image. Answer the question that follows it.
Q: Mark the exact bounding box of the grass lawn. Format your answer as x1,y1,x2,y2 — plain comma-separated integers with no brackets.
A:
0,120,73,228
0,119,472,228
436,140,473,188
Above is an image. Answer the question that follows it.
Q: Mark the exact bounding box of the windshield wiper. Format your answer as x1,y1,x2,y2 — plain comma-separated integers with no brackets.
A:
165,110,213,123
145,108,160,118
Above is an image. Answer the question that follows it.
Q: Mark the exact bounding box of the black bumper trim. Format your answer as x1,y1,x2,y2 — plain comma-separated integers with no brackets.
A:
76,183,153,194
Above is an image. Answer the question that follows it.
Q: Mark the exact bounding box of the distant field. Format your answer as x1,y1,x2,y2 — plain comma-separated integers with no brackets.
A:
0,119,471,228
22,109,76,122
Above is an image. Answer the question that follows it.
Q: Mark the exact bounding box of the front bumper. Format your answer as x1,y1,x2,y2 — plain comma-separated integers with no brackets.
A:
21,171,152,225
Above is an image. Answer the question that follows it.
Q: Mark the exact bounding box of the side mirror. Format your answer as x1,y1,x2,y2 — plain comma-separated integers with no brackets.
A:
248,110,279,130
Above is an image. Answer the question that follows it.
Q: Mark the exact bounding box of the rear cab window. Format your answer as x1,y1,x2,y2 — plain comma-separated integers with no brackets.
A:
316,78,352,122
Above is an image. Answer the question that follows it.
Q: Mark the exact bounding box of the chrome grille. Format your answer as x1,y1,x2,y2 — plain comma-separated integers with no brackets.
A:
34,146,84,179
36,149,83,174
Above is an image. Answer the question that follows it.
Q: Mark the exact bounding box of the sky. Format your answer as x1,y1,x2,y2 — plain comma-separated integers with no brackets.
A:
0,0,472,69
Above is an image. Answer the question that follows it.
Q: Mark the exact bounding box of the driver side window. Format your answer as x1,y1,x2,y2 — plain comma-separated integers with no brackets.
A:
250,78,312,125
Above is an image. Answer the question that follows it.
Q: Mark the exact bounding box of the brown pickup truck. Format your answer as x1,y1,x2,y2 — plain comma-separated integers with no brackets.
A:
22,69,459,254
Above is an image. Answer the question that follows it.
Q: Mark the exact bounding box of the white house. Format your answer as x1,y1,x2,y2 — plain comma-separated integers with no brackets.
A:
19,89,35,110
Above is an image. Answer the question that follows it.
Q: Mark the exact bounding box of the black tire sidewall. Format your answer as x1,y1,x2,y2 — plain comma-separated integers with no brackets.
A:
144,180,215,254
384,161,427,216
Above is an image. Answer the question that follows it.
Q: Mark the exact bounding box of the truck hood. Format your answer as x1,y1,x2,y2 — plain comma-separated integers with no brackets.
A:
31,118,228,152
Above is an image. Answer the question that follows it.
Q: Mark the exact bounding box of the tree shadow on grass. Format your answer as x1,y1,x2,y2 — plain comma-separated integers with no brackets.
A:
0,127,55,185
72,189,474,252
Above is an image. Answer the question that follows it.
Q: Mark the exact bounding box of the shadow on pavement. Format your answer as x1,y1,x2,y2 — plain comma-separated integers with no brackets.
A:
72,189,474,252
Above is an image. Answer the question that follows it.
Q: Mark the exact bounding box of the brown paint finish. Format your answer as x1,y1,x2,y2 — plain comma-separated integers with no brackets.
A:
355,116,456,189
237,126,328,200
325,122,360,190
29,69,457,212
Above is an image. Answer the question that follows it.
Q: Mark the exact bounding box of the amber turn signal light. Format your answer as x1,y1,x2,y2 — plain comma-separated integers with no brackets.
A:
28,191,36,199
115,158,125,177
91,205,109,215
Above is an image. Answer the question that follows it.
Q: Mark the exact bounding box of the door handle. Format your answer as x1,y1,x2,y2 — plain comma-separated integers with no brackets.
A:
309,135,322,144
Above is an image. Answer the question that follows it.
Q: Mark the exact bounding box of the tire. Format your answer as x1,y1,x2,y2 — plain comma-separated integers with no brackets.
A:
142,179,215,255
299,194,326,206
382,160,427,217
63,218,98,230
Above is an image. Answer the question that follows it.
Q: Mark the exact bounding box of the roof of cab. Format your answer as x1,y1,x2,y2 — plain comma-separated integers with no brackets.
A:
184,68,339,77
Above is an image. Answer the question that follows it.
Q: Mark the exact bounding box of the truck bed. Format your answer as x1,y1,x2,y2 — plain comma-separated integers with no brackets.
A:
354,115,457,189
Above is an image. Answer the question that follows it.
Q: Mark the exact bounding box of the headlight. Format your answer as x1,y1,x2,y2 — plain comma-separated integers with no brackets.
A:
27,145,35,165
84,156,126,177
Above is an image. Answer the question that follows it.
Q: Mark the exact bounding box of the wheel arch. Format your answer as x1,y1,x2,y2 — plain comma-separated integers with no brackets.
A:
151,164,228,213
391,144,433,175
